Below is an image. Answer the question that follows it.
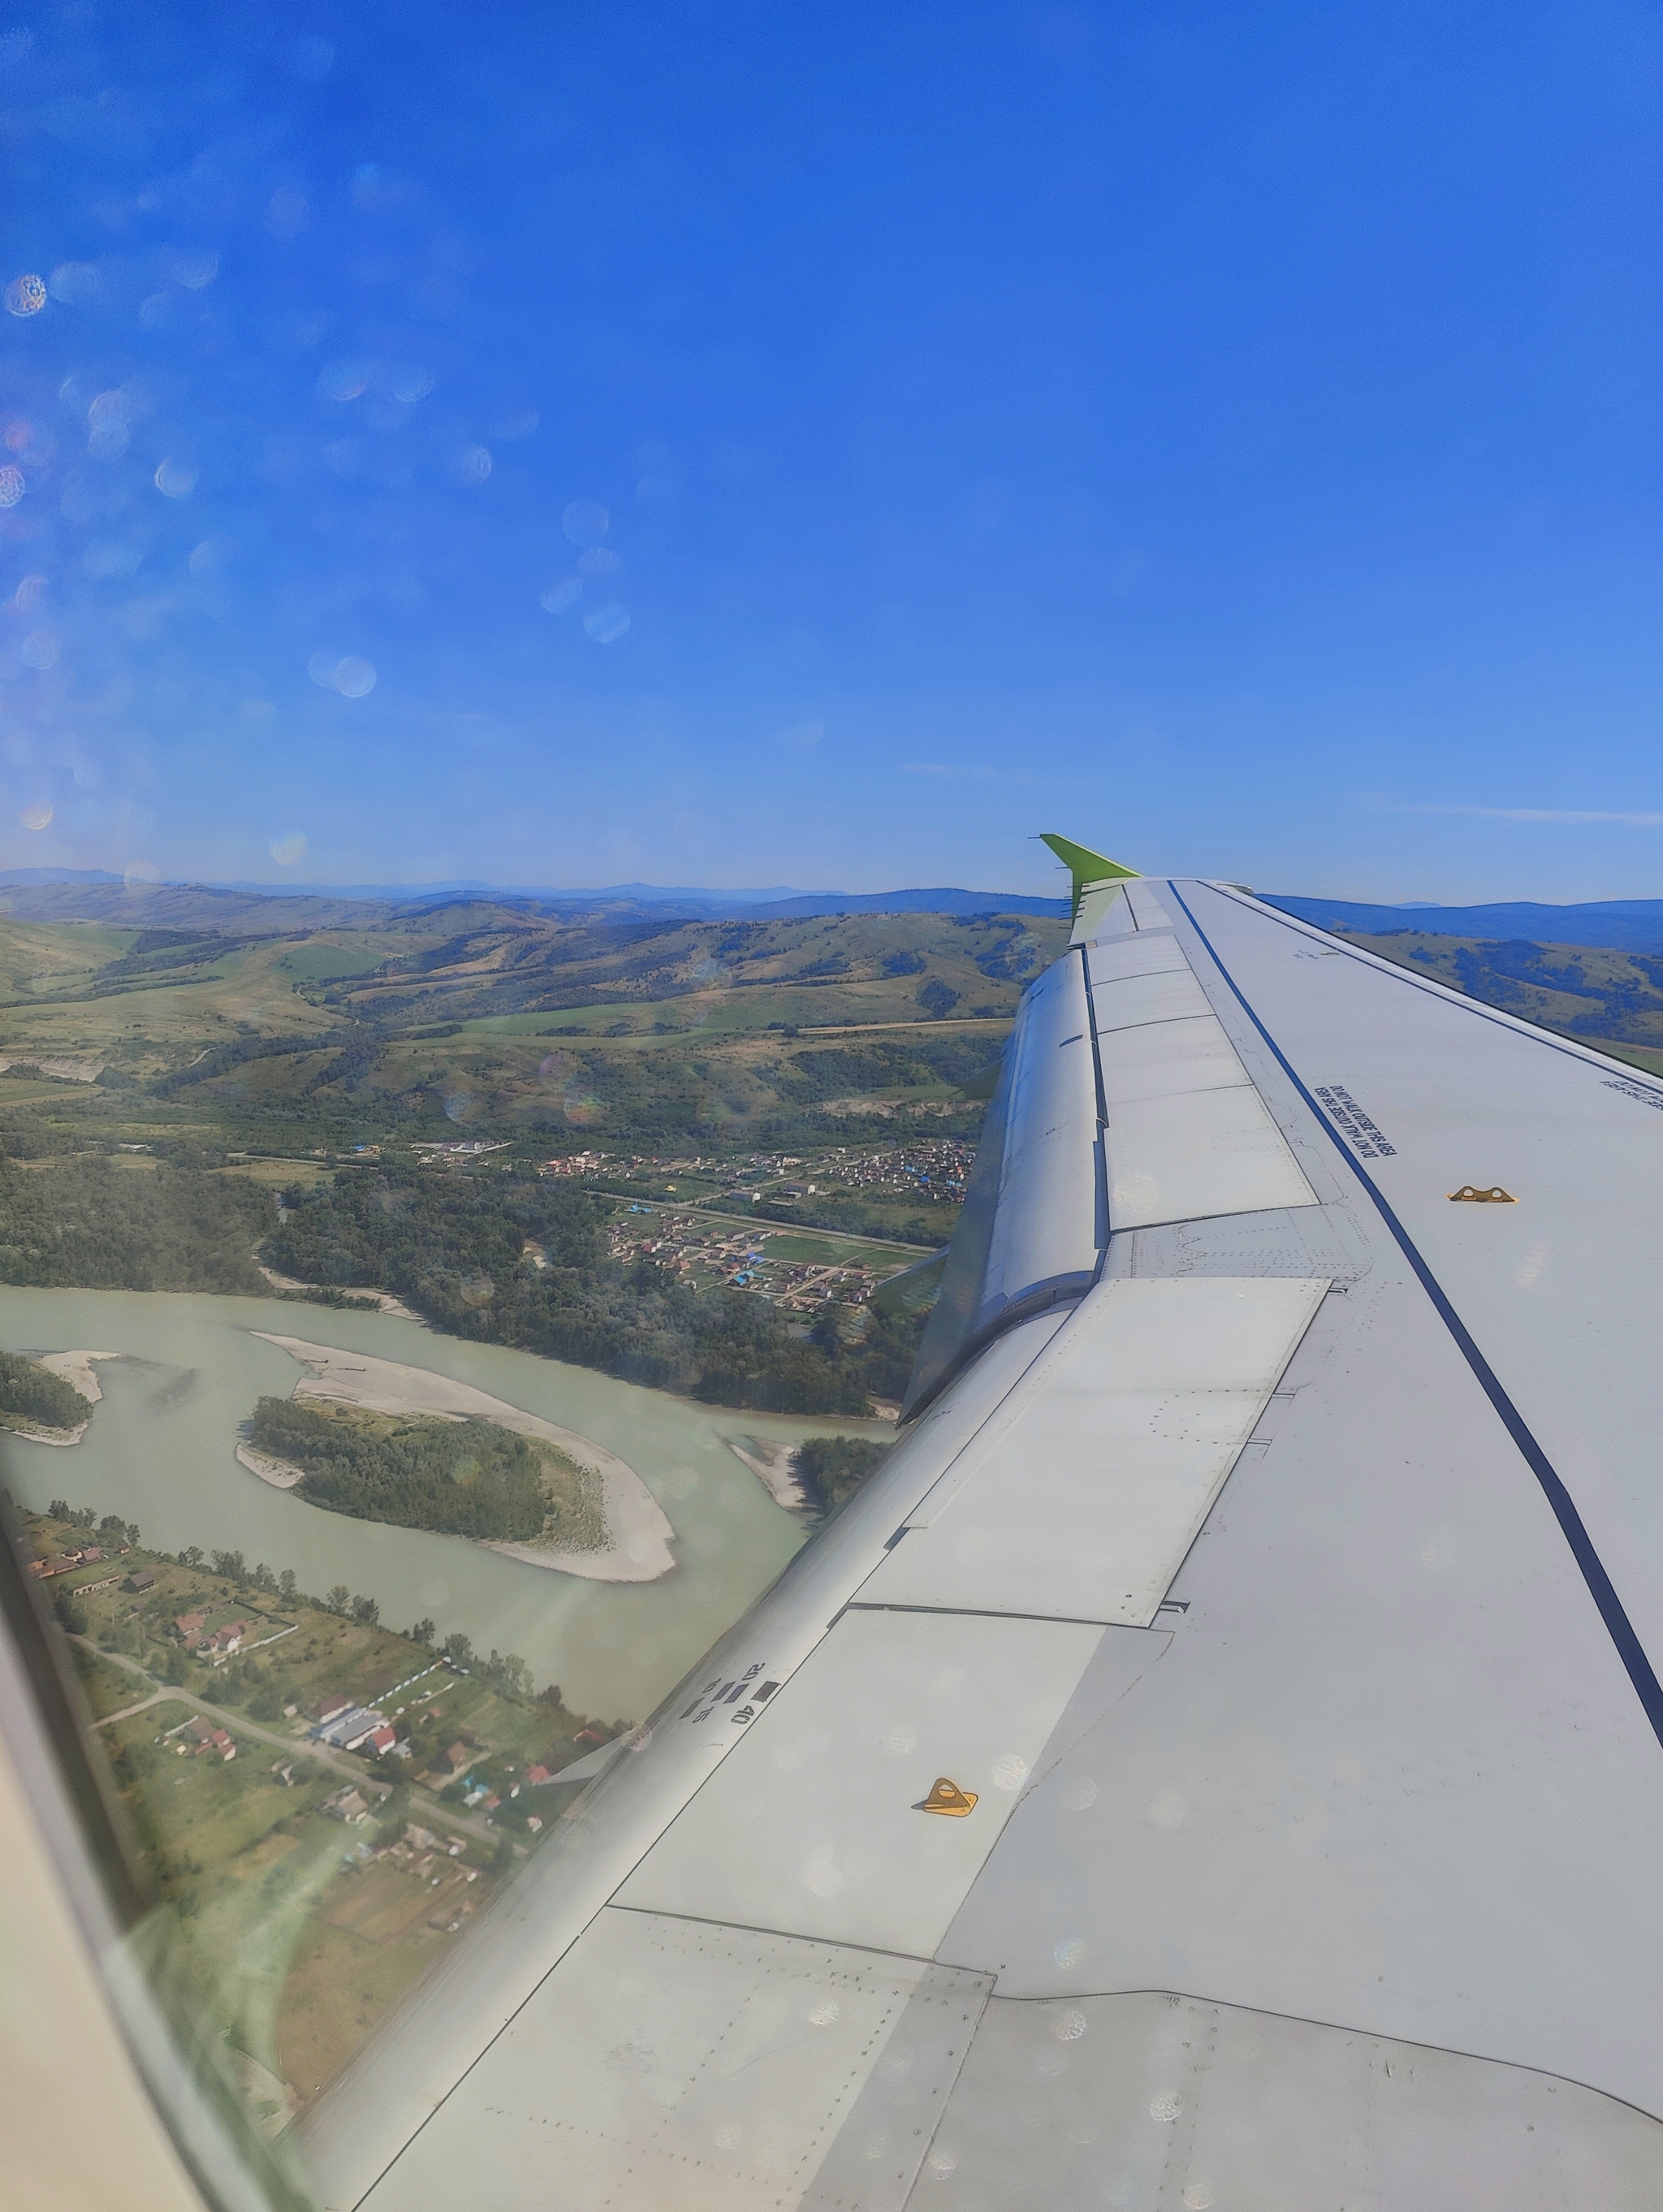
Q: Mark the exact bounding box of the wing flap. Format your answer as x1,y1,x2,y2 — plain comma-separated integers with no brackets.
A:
1105,1084,1319,1226
859,1277,1328,1623
615,1610,1104,1957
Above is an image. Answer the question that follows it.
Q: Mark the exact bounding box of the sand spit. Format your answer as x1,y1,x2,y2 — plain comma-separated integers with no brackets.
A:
257,1262,420,1322
0,1349,125,1445
236,1441,304,1490
248,1335,676,1582
727,1436,808,1511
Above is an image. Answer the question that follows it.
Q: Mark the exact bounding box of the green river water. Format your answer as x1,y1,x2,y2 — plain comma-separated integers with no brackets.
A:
0,1286,880,1719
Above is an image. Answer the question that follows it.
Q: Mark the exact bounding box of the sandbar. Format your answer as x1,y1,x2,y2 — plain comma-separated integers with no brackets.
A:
0,1349,124,1446
257,1261,420,1322
237,1441,305,1489
248,1335,676,1582
726,1436,808,1511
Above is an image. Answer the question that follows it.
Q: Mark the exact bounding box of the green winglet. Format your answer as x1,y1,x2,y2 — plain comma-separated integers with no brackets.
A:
1039,833,1141,918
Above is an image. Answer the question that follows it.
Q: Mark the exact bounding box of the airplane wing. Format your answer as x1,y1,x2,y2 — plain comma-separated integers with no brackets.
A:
300,867,1663,2210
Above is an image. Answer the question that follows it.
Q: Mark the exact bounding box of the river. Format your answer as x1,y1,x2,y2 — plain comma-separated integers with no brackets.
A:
0,1286,888,1718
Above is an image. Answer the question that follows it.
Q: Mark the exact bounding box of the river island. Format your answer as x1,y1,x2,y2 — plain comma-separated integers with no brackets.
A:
243,1336,676,1583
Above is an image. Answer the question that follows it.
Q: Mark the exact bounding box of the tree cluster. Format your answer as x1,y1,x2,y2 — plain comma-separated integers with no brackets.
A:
0,1351,87,1431
0,1155,268,1294
249,1398,551,1540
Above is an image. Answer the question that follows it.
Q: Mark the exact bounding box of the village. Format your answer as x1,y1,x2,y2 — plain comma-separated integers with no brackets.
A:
22,1499,636,2115
536,1138,974,1311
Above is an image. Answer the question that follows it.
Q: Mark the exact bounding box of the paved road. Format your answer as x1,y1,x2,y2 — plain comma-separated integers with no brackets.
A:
74,1640,507,1850
598,1195,938,1257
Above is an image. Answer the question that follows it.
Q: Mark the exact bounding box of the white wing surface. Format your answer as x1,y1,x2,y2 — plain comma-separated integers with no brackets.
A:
302,879,1663,2210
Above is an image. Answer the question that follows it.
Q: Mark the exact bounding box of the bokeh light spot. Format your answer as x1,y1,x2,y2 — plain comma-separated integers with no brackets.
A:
584,602,629,644
20,631,59,668
450,444,492,486
563,499,609,547
165,248,219,291
283,35,335,80
268,832,307,866
577,547,622,579
540,579,582,615
266,190,310,240
319,358,372,403
5,273,45,317
21,804,52,832
0,467,24,508
49,262,97,305
154,459,197,499
333,656,377,698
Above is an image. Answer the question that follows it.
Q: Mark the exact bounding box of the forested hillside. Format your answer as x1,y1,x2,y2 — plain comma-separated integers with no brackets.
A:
269,1166,920,1415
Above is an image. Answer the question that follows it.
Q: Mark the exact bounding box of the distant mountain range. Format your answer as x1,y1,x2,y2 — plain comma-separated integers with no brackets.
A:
1266,894,1663,954
7,866,1663,948
0,867,1068,924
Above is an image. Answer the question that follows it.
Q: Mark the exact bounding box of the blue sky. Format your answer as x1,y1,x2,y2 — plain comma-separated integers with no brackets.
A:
0,2,1657,902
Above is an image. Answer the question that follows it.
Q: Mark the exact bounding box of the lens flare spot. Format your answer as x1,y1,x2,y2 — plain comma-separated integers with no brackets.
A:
84,541,141,580
21,804,52,832
563,1084,605,1126
284,34,335,80
450,444,492,486
540,578,582,615
584,602,629,644
0,467,25,508
563,498,609,547
577,547,622,579
319,358,372,403
21,631,59,668
333,655,377,698
1053,1936,1086,1970
6,273,46,317
49,262,98,305
153,459,197,499
124,860,160,888
165,248,218,291
991,1752,1029,1792
268,832,307,866
267,190,310,240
